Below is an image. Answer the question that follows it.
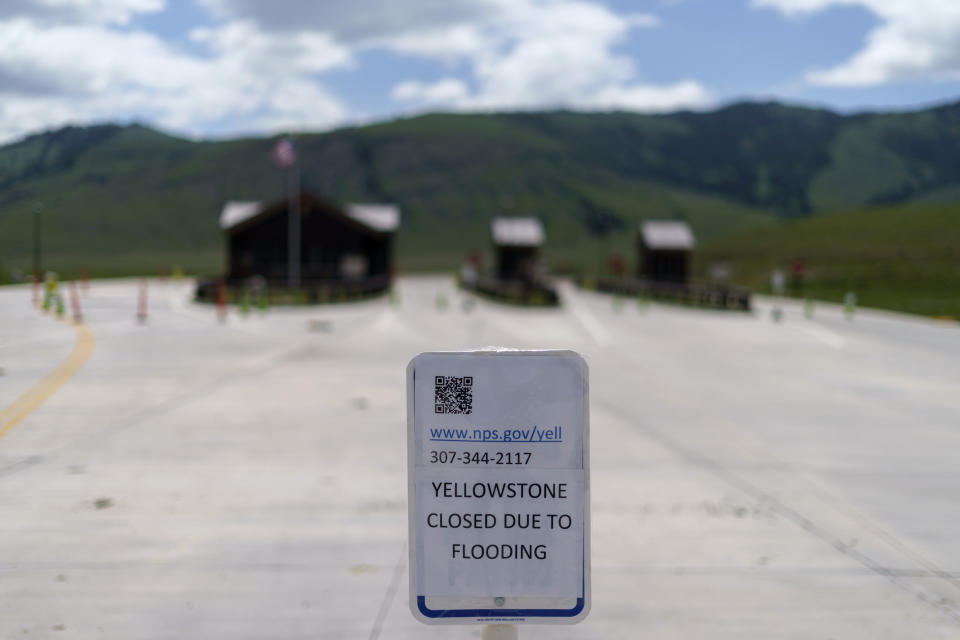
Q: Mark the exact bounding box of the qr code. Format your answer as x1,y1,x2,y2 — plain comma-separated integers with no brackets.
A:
435,375,473,414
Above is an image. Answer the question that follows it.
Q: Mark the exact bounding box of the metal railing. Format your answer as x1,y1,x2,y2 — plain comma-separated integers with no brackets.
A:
586,276,751,311
461,275,560,306
195,274,392,304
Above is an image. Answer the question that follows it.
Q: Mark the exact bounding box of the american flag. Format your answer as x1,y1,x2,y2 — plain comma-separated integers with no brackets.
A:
271,137,296,168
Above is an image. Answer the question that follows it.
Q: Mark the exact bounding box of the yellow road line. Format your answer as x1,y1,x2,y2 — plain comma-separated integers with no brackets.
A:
0,322,95,440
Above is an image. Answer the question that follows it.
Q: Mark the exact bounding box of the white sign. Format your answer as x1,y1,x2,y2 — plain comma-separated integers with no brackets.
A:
407,350,590,624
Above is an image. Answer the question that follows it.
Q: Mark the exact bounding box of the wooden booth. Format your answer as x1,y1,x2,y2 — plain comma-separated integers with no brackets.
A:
458,216,556,305
218,193,399,296
637,220,694,284
491,217,545,283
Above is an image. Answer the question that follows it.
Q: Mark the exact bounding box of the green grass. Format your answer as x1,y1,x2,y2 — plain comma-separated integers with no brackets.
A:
696,202,960,317
0,249,222,283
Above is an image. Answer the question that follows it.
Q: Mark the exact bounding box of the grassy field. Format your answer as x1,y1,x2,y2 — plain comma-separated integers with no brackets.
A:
3,203,958,321
0,250,223,283
695,203,960,318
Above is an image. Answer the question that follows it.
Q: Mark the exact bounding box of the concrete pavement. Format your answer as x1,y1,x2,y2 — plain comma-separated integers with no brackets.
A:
1,276,958,638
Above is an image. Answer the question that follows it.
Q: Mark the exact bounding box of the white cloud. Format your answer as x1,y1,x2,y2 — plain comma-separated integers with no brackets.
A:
375,25,488,62
386,0,709,112
392,75,709,115
199,0,703,112
0,0,712,143
755,0,960,86
0,0,164,25
198,0,493,41
588,81,713,111
0,15,350,143
392,78,470,104
468,1,637,108
190,20,352,76
753,0,848,13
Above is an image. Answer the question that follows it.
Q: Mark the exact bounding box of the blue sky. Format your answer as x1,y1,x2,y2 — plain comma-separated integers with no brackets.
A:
2,0,960,143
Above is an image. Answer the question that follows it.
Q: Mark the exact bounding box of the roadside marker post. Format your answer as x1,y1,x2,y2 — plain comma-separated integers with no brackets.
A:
68,281,83,324
137,279,148,324
770,268,786,322
844,292,857,321
42,273,57,312
239,290,250,318
32,272,39,307
216,280,227,323
43,272,58,313
407,350,591,628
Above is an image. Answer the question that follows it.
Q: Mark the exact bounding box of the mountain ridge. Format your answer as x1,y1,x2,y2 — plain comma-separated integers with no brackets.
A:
1,99,959,277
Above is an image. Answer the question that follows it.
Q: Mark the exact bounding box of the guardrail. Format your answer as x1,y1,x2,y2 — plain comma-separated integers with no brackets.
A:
461,275,560,307
195,274,392,305
584,276,751,311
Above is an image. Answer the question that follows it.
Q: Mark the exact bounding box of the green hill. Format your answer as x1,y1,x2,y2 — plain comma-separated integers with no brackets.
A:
0,101,959,286
697,202,960,318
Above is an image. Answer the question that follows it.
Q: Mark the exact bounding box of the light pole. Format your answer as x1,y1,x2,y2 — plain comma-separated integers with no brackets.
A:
288,151,301,290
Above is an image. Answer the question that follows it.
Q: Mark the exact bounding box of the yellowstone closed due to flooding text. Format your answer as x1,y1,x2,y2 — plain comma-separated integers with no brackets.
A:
407,350,590,624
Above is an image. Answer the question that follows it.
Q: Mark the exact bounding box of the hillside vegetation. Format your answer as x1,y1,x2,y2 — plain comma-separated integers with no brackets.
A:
0,101,958,315
696,202,960,318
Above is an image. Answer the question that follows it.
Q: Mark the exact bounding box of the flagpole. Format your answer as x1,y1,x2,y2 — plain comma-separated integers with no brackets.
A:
287,137,301,290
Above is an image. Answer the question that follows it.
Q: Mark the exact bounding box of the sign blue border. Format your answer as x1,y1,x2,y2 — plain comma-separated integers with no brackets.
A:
417,596,585,619
416,569,587,620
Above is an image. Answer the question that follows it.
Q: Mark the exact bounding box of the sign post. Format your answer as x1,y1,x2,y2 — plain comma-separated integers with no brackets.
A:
407,350,590,625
